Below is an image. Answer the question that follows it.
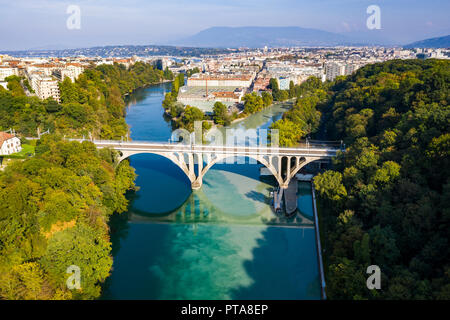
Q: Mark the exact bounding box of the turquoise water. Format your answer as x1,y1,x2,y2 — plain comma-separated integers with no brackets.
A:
101,83,321,300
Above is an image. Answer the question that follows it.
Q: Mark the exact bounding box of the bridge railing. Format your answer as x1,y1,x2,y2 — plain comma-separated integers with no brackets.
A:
62,138,344,155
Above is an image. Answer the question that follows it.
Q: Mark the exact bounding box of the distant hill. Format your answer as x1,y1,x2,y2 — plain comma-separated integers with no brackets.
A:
404,35,450,48
175,26,364,48
0,45,232,58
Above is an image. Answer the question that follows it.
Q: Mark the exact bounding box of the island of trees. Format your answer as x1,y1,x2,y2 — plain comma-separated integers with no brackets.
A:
161,72,303,132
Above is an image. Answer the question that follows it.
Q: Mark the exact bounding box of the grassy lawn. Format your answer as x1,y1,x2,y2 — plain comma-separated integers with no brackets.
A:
3,144,35,159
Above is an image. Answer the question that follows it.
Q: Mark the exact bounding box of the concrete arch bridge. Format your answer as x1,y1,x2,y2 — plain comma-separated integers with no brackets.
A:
82,140,341,190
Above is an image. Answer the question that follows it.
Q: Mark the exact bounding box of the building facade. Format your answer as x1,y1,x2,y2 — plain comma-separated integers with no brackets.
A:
325,62,346,81
53,64,84,82
0,132,22,156
0,66,18,81
30,74,61,102
187,74,254,88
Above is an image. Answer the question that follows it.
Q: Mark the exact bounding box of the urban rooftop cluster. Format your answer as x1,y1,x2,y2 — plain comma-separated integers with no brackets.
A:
0,46,448,109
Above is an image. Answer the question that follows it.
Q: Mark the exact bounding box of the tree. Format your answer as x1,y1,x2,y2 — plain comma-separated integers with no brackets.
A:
278,90,289,101
181,105,204,131
314,59,450,299
243,92,264,114
313,171,347,202
162,92,175,110
41,223,112,299
0,137,136,300
213,101,229,125
326,258,368,300
262,91,273,107
186,67,200,77
59,78,79,104
163,67,174,80
269,119,304,147
289,80,295,98
5,75,25,97
45,98,62,113
269,78,279,91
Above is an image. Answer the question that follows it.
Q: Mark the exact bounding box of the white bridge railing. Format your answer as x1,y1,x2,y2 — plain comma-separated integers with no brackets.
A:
60,138,342,157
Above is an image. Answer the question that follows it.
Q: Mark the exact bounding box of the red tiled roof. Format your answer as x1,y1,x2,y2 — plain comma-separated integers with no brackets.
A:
0,132,15,147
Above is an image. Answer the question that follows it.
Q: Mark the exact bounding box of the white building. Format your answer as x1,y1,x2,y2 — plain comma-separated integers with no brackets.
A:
278,77,292,90
0,66,18,81
0,132,22,156
26,64,60,77
53,64,84,82
325,62,346,81
187,74,254,88
30,73,60,102
344,63,360,76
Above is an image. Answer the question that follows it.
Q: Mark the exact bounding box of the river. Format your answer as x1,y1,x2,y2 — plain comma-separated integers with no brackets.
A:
101,82,321,299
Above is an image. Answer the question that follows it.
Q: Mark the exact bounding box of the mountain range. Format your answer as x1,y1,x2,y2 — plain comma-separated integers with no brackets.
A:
404,35,450,48
173,26,379,48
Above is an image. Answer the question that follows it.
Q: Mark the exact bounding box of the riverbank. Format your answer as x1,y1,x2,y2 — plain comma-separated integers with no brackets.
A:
124,79,173,97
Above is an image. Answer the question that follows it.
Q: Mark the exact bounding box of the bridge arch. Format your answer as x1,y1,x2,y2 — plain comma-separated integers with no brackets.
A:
118,149,197,184
192,153,285,190
117,150,325,190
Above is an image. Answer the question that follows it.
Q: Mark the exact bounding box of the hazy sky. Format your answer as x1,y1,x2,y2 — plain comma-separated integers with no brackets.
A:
1,0,449,50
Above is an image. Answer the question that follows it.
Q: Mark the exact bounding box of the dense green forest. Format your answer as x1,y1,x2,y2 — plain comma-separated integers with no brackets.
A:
0,61,166,300
0,135,136,299
311,59,449,299
270,77,329,146
0,62,170,139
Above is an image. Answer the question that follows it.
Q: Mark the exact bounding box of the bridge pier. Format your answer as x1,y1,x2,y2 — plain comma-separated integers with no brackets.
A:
192,178,203,190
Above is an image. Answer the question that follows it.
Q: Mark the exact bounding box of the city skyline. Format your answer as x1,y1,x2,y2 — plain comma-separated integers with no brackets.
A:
1,0,450,50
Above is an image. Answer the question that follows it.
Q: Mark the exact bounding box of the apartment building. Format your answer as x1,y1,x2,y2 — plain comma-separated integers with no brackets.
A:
187,73,254,88
325,62,346,81
53,63,84,82
30,73,60,102
344,63,360,75
0,66,19,81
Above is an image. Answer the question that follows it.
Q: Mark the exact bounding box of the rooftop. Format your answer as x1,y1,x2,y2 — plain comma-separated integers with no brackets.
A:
0,132,15,146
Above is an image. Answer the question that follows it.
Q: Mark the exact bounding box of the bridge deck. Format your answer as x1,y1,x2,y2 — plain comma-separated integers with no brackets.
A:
88,141,340,157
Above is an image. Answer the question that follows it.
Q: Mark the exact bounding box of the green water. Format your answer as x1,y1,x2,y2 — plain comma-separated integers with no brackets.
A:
101,83,321,300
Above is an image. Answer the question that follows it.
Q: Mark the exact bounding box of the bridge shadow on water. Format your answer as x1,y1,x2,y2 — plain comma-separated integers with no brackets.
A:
244,190,270,204
229,225,322,300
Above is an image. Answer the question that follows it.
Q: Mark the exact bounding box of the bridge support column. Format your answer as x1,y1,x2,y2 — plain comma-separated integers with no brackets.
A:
192,153,203,190
192,179,203,190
